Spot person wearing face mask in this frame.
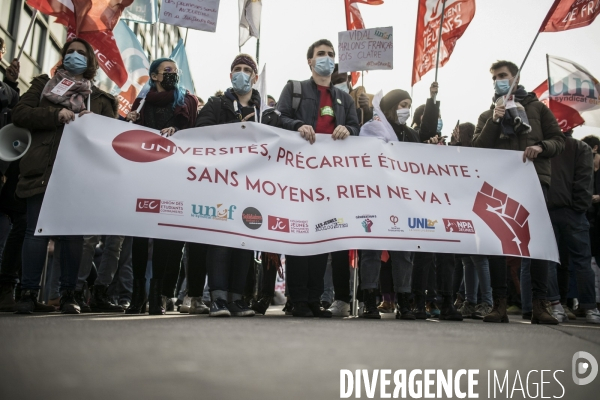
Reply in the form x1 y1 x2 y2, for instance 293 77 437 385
195 54 279 318
11 38 117 314
411 82 444 144
125 58 199 315
276 39 359 318
331 64 373 126
474 60 564 325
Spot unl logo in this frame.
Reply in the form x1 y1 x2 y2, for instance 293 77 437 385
112 130 176 163
473 182 531 257
268 216 290 233
443 219 475 234
136 198 161 213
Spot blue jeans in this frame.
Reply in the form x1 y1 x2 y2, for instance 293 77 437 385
462 255 493 305
547 208 596 309
21 194 83 291
108 236 133 301
361 250 413 293
206 245 252 299
76 235 125 290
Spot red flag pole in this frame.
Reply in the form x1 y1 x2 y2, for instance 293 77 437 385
17 10 38 61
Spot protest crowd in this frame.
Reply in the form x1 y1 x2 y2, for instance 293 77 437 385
2 10 600 327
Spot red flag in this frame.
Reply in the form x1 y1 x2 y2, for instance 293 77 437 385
539 0 600 32
344 0 384 86
72 0 134 34
412 0 476 86
27 0 128 87
533 81 585 132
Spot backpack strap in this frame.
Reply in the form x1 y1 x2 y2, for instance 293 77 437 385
288 80 302 115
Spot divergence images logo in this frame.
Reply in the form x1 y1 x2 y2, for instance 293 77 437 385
572 351 598 385
113 130 176 163
473 182 531 257
408 218 437 232
443 219 476 234
315 218 348 232
389 215 403 233
356 214 376 233
268 216 309 234
136 199 183 216
242 207 262 230
191 204 236 221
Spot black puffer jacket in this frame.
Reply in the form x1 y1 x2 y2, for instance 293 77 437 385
196 88 280 127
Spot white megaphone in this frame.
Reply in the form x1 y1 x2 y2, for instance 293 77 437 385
0 123 32 162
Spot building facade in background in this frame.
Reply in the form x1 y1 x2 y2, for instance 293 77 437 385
0 0 182 89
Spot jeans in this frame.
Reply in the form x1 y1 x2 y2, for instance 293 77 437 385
462 255 493 305
521 258 532 313
77 235 125 289
361 250 412 293
286 253 328 303
206 245 252 299
547 208 596 309
0 212 26 285
107 236 133 301
491 255 548 301
413 252 454 296
46 241 61 300
321 254 334 304
21 194 83 291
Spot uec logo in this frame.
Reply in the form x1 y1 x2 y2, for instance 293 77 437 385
112 130 176 163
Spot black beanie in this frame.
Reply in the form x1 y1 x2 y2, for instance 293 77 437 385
380 89 411 115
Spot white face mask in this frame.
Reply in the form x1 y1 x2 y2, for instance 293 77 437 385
397 108 411 125
334 82 350 93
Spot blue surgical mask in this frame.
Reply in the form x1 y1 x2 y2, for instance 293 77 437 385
437 118 443 133
63 52 88 75
314 56 335 77
232 71 252 95
494 79 510 95
334 82 350 93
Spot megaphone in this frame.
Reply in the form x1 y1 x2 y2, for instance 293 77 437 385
0 123 31 161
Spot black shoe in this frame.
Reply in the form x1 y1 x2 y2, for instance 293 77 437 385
118 299 131 309
14 289 37 314
439 295 463 321
292 301 313 317
229 299 255 317
308 301 332 318
165 298 175 312
74 290 92 313
522 311 532 320
209 298 231 317
0 283 16 312
283 300 294 315
362 289 381 319
60 290 81 314
90 285 124 313
251 295 273 315
148 279 165 315
321 300 332 311
413 293 428 319
396 293 416 320
126 278 147 314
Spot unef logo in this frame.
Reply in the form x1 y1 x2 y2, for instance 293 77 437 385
191 204 236 221
268 216 290 233
137 198 160 213
112 130 177 163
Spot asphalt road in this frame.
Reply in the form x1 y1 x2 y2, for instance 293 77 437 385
1 307 599 400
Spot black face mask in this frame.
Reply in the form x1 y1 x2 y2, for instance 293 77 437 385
161 72 179 91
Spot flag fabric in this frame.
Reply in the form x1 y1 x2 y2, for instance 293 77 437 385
170 39 196 95
253 64 268 113
411 0 476 86
120 0 157 24
72 0 134 34
540 0 600 32
534 54 600 131
27 0 128 87
343 0 384 86
96 21 150 118
239 0 262 47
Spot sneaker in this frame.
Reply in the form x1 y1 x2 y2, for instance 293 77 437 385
321 300 332 311
586 308 600 324
209 298 231 317
506 305 522 315
179 296 191 313
0 283 16 312
377 301 395 313
551 303 568 323
189 297 210 315
574 307 586 318
328 300 350 317
563 305 577 320
454 293 464 309
292 301 313 317
228 299 255 317
283 300 294 315
459 300 476 318
473 303 492 319
426 302 440 319
308 301 332 318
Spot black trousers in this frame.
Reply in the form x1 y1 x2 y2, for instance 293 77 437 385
286 253 328 303
412 252 455 296
186 242 209 298
132 237 149 280
331 250 352 303
489 255 548 300
152 239 184 297
0 212 26 285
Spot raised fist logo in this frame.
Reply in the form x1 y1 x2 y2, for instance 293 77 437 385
473 182 531 257
362 219 373 233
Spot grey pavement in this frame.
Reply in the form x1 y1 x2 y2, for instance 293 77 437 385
1 306 599 400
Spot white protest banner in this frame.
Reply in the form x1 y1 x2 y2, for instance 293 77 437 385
37 115 558 262
159 0 220 32
338 27 393 74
